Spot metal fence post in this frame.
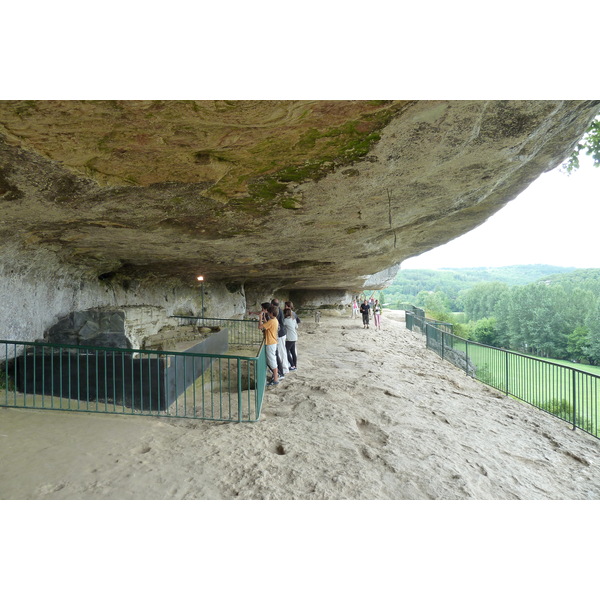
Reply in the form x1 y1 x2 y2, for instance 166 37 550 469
572 369 577 431
441 330 445 361
505 351 509 396
237 358 243 423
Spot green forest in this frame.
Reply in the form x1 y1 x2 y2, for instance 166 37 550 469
385 265 600 365
384 264 575 310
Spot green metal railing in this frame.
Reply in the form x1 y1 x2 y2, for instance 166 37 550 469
402 305 425 320
405 310 454 335
1 338 267 423
171 315 263 346
406 315 600 439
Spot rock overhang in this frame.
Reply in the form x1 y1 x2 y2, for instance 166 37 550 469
0 99 598 293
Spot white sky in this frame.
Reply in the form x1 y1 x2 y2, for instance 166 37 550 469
401 153 600 270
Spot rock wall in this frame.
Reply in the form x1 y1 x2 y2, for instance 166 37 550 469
0 241 352 346
0 242 247 347
286 289 353 310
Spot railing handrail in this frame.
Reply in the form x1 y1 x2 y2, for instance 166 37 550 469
405 310 454 333
421 326 600 380
426 319 454 328
406 306 598 377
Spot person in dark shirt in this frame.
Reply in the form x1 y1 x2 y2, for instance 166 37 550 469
360 299 370 329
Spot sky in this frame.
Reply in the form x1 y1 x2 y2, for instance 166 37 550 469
401 153 600 270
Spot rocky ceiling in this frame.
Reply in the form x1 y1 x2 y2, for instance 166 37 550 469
0 100 598 291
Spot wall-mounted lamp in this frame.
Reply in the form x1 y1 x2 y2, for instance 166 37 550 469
197 275 205 316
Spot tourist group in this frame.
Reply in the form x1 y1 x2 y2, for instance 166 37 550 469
257 299 300 387
351 296 382 330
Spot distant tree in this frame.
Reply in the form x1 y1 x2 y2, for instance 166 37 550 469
490 281 593 358
394 266 600 360
461 282 510 321
471 317 499 346
421 291 451 321
415 290 431 309
566 326 591 363
585 299 600 365
492 291 512 349
562 118 600 174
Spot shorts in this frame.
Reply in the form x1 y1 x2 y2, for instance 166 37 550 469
266 343 278 369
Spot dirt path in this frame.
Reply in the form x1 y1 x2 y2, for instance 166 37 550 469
1 311 600 499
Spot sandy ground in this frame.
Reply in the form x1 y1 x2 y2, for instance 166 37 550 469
2 310 600 500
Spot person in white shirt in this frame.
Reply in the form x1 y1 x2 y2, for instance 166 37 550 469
351 297 359 319
373 298 382 330
283 308 298 370
271 298 290 375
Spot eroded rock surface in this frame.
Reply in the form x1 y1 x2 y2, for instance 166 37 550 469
1 100 597 293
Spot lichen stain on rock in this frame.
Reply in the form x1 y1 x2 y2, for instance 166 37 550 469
0 100 408 192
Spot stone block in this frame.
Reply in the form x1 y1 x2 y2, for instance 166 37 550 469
46 309 131 348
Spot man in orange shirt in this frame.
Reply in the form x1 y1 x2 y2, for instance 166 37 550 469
258 304 280 386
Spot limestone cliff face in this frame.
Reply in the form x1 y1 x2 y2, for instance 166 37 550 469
0 100 598 342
